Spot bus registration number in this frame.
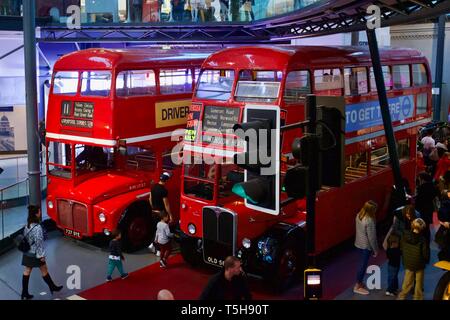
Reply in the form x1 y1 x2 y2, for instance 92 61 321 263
64 228 82 239
206 256 224 267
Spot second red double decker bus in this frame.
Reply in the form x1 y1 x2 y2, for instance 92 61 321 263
46 48 206 251
178 45 432 288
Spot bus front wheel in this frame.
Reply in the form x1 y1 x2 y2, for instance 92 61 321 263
180 238 203 267
270 240 303 293
121 209 154 253
433 271 450 300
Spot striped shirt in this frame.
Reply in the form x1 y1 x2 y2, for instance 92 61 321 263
354 215 378 253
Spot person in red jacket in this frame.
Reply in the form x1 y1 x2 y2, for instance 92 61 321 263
434 151 450 181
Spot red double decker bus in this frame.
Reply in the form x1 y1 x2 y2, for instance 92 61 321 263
178 45 432 288
46 48 206 251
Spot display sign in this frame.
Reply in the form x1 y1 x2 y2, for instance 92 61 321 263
155 99 191 128
202 106 240 134
60 118 93 128
345 95 414 132
184 103 202 142
74 102 94 119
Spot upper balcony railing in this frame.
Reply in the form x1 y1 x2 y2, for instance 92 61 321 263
0 0 322 25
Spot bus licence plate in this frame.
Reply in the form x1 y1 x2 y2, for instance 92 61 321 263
64 228 82 239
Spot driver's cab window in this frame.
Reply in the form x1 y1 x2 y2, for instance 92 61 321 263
218 163 244 199
75 144 112 174
126 147 156 171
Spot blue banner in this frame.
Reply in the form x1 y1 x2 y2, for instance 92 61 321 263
345 95 414 132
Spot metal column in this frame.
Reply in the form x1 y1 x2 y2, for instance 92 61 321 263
433 15 446 121
366 29 405 201
23 0 42 207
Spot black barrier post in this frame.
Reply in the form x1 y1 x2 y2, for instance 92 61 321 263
305 95 318 266
433 15 446 121
366 29 405 203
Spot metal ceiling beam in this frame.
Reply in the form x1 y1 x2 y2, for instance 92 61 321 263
36 0 449 44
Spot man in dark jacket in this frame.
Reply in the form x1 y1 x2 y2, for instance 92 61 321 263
199 256 252 300
437 192 450 261
415 172 439 243
397 218 430 300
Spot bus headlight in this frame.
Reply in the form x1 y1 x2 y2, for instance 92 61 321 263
48 201 54 209
181 203 187 210
188 223 196 235
242 238 251 249
98 212 106 223
103 229 111 236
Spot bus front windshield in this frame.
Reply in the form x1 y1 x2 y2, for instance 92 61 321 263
183 157 244 202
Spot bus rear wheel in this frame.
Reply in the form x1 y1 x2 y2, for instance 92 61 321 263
433 271 450 300
121 211 154 253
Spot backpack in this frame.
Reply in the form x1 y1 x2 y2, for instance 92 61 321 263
14 224 38 253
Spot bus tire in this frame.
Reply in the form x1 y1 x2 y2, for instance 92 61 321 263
433 271 450 300
270 239 303 293
120 202 154 253
180 238 203 267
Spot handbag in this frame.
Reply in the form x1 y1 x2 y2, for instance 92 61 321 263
435 225 449 248
14 224 38 253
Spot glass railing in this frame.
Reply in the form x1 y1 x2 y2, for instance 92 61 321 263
0 150 48 241
0 0 322 24
0 152 46 190
0 175 48 240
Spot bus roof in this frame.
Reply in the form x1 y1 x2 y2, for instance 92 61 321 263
202 45 426 71
54 48 209 71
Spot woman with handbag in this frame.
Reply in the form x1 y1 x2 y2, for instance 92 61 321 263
21 205 63 300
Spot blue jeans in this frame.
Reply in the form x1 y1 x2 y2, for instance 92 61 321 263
107 259 125 277
356 249 372 284
387 265 400 293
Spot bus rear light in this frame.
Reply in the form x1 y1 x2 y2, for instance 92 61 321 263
188 223 196 235
48 201 54 209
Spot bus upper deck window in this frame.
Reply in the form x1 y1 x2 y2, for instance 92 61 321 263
160 68 193 95
314 69 343 96
116 70 156 96
392 65 411 89
196 69 235 101
81 71 112 97
412 64 428 87
53 71 79 95
344 67 368 96
284 70 311 103
370 66 392 92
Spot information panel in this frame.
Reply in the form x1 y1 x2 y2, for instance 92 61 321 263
202 106 240 134
74 102 94 119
